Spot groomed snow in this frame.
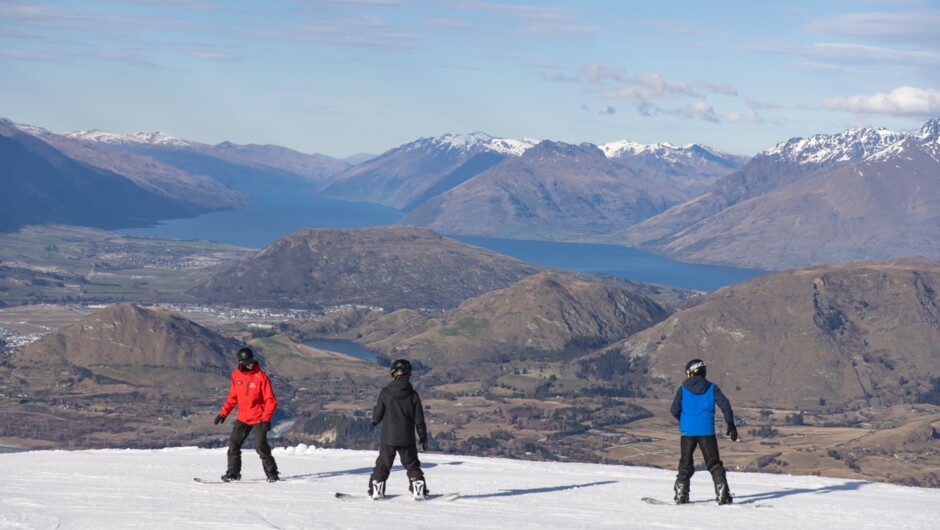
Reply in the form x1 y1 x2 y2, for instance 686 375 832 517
2 445 939 529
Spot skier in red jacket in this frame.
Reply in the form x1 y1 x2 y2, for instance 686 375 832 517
214 347 279 482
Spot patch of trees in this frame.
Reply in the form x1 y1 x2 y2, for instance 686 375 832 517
299 412 380 448
577 350 642 381
917 377 940 406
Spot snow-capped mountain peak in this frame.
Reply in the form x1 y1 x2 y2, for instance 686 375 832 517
65 129 194 147
405 132 539 156
916 118 940 143
762 127 908 166
600 140 733 163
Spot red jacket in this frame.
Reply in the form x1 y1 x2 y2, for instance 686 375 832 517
219 363 277 425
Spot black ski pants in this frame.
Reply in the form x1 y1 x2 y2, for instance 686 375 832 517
369 443 424 490
227 420 278 477
676 434 728 488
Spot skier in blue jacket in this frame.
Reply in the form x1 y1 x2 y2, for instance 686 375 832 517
670 359 737 505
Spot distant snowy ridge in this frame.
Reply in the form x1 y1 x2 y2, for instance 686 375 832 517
761 118 940 166
599 140 734 161
65 129 195 147
400 132 540 156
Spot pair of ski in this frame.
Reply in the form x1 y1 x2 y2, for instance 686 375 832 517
334 492 460 502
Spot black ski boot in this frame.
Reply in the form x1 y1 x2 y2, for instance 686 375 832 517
674 480 689 504
266 472 279 483
715 481 733 505
220 471 241 482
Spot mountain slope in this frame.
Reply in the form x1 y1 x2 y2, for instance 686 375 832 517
584 258 940 409
401 141 686 239
623 119 940 269
320 132 537 210
346 272 672 365
0 123 211 232
624 120 940 269
601 141 748 195
13 123 248 211
1 447 938 529
623 126 910 250
187 226 544 310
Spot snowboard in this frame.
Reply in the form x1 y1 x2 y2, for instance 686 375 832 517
194 477 286 485
334 492 459 502
642 497 770 508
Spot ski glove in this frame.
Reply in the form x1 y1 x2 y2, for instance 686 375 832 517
214 414 226 425
421 438 429 451
726 423 738 442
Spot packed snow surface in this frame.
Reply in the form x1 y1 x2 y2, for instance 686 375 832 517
2 445 939 529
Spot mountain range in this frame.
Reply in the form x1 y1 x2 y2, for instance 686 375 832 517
320 132 746 239
7 115 940 272
621 119 940 269
0 118 350 232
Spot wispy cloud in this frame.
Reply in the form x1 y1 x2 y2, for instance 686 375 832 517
698 81 738 97
805 10 940 45
258 15 423 50
93 49 165 69
645 18 730 38
580 63 625 84
597 73 703 101
748 41 940 66
636 101 718 123
456 1 596 39
823 86 940 117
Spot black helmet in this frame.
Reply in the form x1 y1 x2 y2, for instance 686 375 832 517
237 347 255 367
685 359 706 378
390 359 412 379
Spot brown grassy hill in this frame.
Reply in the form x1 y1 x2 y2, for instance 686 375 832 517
18 303 239 370
348 272 672 365
583 258 940 409
188 226 543 310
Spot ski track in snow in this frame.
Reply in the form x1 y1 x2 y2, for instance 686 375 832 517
1 445 939 529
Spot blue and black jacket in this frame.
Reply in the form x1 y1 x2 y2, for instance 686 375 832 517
670 375 734 436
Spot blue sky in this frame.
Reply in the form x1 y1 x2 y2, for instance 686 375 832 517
2 1 939 158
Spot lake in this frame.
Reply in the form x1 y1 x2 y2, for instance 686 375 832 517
122 187 403 250
120 188 766 291
304 338 382 362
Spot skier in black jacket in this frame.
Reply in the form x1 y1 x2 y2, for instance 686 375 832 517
368 359 429 500
670 359 737 505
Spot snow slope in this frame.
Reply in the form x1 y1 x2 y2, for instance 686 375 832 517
2 445 938 529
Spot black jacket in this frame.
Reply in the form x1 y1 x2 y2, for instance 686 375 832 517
372 377 428 446
670 375 735 426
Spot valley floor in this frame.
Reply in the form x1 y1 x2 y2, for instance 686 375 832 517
2 446 939 529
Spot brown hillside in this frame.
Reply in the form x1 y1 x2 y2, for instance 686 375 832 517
188 226 543 310
18 303 238 370
588 259 940 409
350 272 672 365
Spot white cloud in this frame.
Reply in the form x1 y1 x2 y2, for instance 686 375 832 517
674 101 718 122
698 81 739 96
596 72 703 101
581 63 624 84
823 86 940 117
